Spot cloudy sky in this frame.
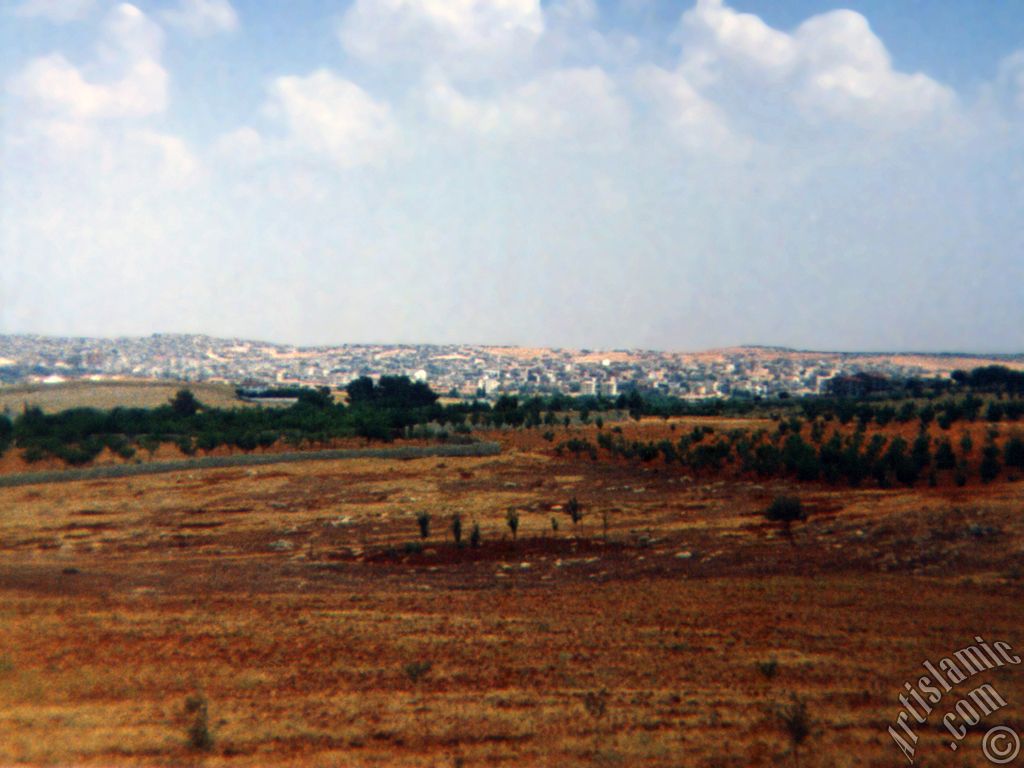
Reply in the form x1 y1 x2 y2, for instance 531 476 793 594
2 0 1022 352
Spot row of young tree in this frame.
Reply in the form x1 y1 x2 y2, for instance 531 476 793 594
567 422 1024 488
461 390 1024 433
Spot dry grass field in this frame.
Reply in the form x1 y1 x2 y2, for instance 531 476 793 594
0 381 246 415
1 417 1023 766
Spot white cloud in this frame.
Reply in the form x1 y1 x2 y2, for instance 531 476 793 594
6 3 198 189
680 0 796 83
213 126 264 164
339 0 544 76
261 69 398 169
995 51 1024 113
11 0 95 23
635 65 747 158
160 0 238 37
8 3 167 119
676 0 954 130
791 11 954 124
425 67 628 146
11 118 200 188
128 129 201 186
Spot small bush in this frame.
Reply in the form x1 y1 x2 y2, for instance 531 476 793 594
765 496 805 524
764 496 806 542
776 696 811 765
416 511 430 539
403 541 424 555
582 689 609 721
566 496 583 526
506 508 520 541
404 660 432 683
757 658 779 680
451 513 463 546
184 694 213 751
470 522 481 547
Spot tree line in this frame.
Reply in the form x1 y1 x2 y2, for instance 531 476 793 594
569 419 1024 488
0 365 1021 467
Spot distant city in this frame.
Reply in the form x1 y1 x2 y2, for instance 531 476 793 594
1 334 1021 400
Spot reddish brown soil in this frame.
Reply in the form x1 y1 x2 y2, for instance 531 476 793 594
0 423 1022 766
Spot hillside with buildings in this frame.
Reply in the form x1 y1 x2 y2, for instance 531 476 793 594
1 334 1020 399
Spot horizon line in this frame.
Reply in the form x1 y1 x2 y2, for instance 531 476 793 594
1 331 1022 360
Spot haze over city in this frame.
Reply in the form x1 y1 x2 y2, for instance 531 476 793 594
3 0 1023 352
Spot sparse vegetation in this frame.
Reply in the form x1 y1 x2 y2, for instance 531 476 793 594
757 658 779 680
776 696 811 766
582 688 609 721
0 366 1022 767
566 496 583 528
404 661 432 683
451 512 463 547
506 508 519 541
184 694 213 751
765 496 806 541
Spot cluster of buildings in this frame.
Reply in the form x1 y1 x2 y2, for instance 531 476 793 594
0 333 1013 400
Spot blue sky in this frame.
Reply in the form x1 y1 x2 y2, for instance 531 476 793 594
2 0 1023 352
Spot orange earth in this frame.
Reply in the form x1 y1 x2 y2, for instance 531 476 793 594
0 418 1022 767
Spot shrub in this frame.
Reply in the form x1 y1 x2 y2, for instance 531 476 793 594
582 689 609 721
404 660 432 683
765 496 805 524
470 522 481 548
451 513 462 546
506 508 519 541
776 696 811 765
566 496 583 526
184 694 213 751
757 658 779 680
765 496 806 541
416 511 430 540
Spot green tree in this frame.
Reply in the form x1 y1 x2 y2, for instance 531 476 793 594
935 438 956 470
1005 435 1024 470
980 442 1001 482
170 389 201 417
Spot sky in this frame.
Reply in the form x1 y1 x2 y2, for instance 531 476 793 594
1 0 1023 353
